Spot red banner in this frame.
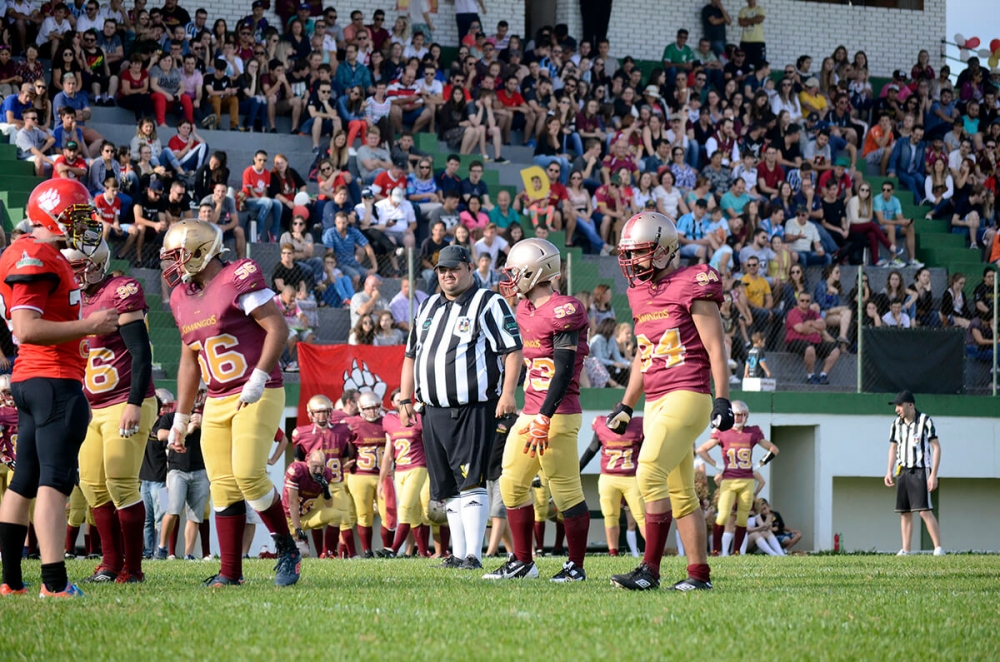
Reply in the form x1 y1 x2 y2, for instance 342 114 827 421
297 344 405 422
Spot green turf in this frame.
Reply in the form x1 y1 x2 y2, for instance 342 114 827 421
1 555 998 659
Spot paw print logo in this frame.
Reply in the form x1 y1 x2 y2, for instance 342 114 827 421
343 359 387 402
37 188 61 212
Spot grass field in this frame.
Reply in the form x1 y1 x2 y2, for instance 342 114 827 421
1 554 997 661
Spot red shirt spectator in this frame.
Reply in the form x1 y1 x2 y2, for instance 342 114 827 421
94 193 121 223
602 153 638 179
497 88 526 108
243 162 272 197
785 305 822 343
817 168 853 199
372 169 406 196
756 161 785 192
52 153 87 180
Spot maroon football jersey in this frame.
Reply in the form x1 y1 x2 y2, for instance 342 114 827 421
291 422 352 483
170 258 282 398
282 461 335 517
592 415 644 476
627 264 723 400
82 275 156 408
346 415 386 475
0 406 17 462
711 425 764 480
382 411 426 470
518 294 589 416
329 409 352 424
0 236 86 383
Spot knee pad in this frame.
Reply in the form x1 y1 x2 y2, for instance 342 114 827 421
669 486 699 519
106 477 141 510
498 474 529 510
209 481 244 511
547 476 585 513
636 463 668 502
78 478 111 509
235 470 274 505
216 501 247 517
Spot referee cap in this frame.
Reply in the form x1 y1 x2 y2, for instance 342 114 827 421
436 245 472 268
890 390 915 405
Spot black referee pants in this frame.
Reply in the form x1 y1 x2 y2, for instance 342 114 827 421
422 402 496 502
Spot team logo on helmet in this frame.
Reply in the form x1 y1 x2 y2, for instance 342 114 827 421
37 188 61 213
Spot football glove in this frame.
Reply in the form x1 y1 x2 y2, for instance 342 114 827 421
295 527 307 542
313 472 329 489
1 454 14 472
711 397 734 431
238 368 270 407
519 414 551 458
168 413 191 452
531 476 543 489
606 402 633 435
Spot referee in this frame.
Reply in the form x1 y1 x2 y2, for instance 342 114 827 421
884 390 944 556
398 245 523 570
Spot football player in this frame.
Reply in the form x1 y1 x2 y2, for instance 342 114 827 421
0 178 119 598
291 395 355 557
580 416 646 557
0 375 17 501
608 211 734 592
330 389 361 423
346 391 390 558
379 390 431 558
283 450 346 549
161 219 300 588
696 400 778 556
61 239 158 583
486 238 591 582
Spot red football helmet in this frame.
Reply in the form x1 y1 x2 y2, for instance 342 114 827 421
26 179 102 252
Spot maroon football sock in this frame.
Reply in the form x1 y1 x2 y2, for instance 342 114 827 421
255 493 290 536
199 520 211 557
216 513 246 581
90 522 103 555
391 523 411 554
380 525 392 550
553 520 566 553
340 529 356 557
414 525 430 557
533 520 545 552
65 526 80 555
91 502 123 573
117 501 145 577
506 504 535 564
712 524 724 555
311 529 324 556
641 510 673 579
562 511 590 568
358 525 373 552
609 548 619 556
169 526 178 557
732 526 747 555
84 532 92 556
325 527 339 556
439 526 450 555
687 563 711 583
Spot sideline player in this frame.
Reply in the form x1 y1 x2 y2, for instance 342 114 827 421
283 450 344 549
607 211 734 592
380 390 431 558
696 400 778 556
0 179 119 598
580 416 646 557
290 395 355 557
0 375 17 501
486 238 591 582
161 219 301 587
346 391 390 558
62 239 158 583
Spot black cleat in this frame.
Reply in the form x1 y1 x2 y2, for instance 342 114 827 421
669 577 713 591
362 550 375 559
81 567 119 583
550 560 586 582
482 553 539 580
433 555 463 569
459 554 482 570
376 549 396 559
610 563 660 591
203 574 244 587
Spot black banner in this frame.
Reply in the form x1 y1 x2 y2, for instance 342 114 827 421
861 328 965 394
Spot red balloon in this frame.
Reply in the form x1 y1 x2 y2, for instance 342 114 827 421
991 39 1000 53
965 36 981 49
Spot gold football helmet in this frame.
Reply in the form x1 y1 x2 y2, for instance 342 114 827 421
61 239 111 288
0 374 13 407
307 394 334 427
499 237 562 298
617 211 679 286
160 220 226 287
358 391 382 422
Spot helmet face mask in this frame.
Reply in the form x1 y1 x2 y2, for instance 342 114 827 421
732 400 749 428
307 394 334 427
358 391 381 422
27 180 100 252
61 240 110 288
617 212 679 287
498 238 561 299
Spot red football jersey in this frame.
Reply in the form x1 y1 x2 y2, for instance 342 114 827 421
291 422 352 483
0 406 17 463
346 415 386 475
382 411 426 470
518 294 589 416
170 258 282 398
281 461 335 517
711 425 764 480
329 409 352 424
82 276 156 408
592 415 644 476
94 193 121 224
627 263 724 400
0 236 86 383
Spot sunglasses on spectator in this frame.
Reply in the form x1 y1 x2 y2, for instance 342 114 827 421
254 49 265 55
293 221 305 226
860 187 870 192
419 164 430 169
747 262 759 268
882 187 893 192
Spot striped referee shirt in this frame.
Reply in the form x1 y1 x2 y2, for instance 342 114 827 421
889 411 938 470
405 285 522 408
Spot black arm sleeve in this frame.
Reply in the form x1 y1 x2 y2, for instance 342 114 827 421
120 319 153 407
539 347 577 419
579 434 601 472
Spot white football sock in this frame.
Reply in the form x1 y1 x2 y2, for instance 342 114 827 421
740 531 749 555
770 535 787 555
675 530 685 557
445 497 465 558
721 531 734 556
460 488 488 561
626 529 639 557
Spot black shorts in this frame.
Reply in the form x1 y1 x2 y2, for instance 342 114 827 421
787 339 838 360
422 402 496 501
488 414 517 482
9 378 91 498
895 467 932 512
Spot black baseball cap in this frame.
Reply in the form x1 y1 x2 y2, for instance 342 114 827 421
436 245 472 268
890 390 915 405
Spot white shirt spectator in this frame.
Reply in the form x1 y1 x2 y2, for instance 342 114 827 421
403 44 429 60
783 217 820 252
374 197 416 236
76 13 103 34
473 235 509 266
416 77 442 96
881 310 912 328
653 185 684 219
947 148 967 173
665 128 690 151
36 14 71 46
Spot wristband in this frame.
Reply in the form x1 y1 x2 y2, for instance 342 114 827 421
399 398 412 405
